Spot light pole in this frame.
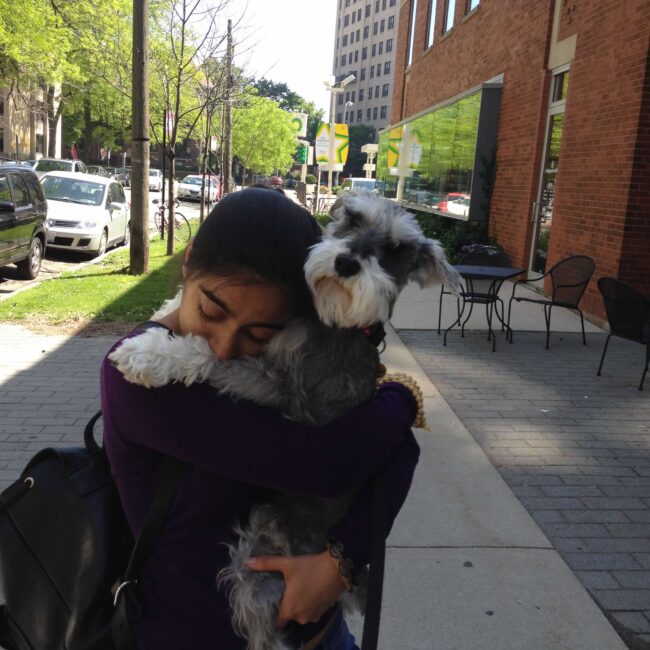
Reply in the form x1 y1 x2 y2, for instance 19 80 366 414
324 74 355 194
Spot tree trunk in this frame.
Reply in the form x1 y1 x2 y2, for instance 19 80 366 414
47 86 58 158
166 152 176 256
130 0 150 275
83 97 93 163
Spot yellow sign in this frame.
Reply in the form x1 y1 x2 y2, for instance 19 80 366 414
315 122 349 165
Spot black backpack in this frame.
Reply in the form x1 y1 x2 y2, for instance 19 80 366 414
0 411 183 650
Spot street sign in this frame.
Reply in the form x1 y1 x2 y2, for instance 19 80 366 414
315 122 350 164
296 146 309 164
290 113 308 137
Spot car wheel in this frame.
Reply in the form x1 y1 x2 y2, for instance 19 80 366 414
122 221 130 246
16 237 43 280
95 231 108 258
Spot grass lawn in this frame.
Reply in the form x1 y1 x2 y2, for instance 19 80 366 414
0 235 187 335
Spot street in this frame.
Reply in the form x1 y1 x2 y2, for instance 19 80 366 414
0 189 204 298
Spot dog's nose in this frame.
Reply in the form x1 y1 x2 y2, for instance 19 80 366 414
334 254 361 278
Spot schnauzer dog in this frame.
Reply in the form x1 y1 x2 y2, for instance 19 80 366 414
109 191 461 650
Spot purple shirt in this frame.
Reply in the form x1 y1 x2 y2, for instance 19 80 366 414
101 325 420 649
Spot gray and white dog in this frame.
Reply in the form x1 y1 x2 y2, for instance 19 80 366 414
110 192 461 650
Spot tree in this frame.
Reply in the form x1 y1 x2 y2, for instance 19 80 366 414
232 94 296 184
344 124 375 178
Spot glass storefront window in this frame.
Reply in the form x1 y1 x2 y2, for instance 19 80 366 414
377 90 480 217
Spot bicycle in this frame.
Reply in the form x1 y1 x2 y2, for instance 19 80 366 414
152 198 192 243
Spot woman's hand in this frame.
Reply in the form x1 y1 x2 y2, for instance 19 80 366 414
245 551 347 628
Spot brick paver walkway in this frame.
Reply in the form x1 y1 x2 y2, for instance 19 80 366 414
399 328 650 648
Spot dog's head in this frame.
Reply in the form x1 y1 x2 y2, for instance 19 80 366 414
304 191 462 328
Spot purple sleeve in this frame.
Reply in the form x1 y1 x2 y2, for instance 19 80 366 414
328 429 420 569
101 354 416 498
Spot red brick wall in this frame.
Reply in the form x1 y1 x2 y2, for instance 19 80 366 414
547 0 649 315
392 0 650 319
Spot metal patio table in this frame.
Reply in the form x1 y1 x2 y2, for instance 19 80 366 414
443 264 525 352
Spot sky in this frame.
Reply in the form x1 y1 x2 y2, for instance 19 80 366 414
224 0 338 114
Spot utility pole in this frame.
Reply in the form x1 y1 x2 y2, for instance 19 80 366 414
223 18 233 194
130 0 150 275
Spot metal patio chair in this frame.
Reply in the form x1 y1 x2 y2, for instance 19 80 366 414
597 277 650 391
437 246 512 335
506 255 595 349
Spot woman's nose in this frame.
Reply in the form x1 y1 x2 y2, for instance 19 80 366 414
209 334 237 361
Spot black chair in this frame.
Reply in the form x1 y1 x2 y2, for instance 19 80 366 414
597 277 650 391
507 255 595 349
437 247 512 337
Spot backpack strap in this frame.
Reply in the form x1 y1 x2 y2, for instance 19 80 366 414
360 474 386 650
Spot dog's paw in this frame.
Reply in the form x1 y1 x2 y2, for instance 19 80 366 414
108 330 175 387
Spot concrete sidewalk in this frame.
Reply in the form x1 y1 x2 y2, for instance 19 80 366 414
0 276 645 648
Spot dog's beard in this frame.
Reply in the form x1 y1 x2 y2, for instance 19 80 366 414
306 239 397 328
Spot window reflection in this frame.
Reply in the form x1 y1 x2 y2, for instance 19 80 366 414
377 90 481 218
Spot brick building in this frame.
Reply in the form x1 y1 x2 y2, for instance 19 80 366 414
380 0 649 319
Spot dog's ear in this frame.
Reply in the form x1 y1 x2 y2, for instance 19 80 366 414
411 239 463 295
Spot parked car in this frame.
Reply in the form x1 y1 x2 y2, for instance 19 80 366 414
177 175 219 203
33 158 87 179
149 169 163 192
114 167 131 187
0 163 47 279
40 172 130 257
437 192 471 215
284 178 297 189
341 177 378 193
86 165 111 177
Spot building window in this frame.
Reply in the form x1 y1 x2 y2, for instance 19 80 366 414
0 99 3 116
364 25 369 38
382 83 389 96
386 37 393 52
372 43 377 56
343 34 348 46
350 32 355 43
426 0 436 47
338 94 345 105
359 88 365 100
367 108 372 120
382 0 387 8
356 28 360 39
351 90 356 102
375 0 379 9
384 60 391 74
355 50 359 62
375 84 380 96
552 70 570 102
370 66 375 78
467 0 479 11
344 14 350 26
336 37 339 49
369 86 373 99
407 0 418 65
390 0 396 5
444 0 455 32
341 54 347 65
345 91 350 102
357 8 362 18
349 111 354 123
373 107 378 119
379 41 384 54
380 106 387 118
352 11 356 23
388 15 395 28
361 67 366 79
373 21 378 34
346 0 350 5
357 109 363 122
365 3 371 16
362 47 367 59
337 112 343 122
380 18 385 31
376 63 382 76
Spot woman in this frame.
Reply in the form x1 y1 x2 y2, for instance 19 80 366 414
101 189 420 649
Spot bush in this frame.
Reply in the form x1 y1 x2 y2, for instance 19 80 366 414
314 212 331 229
412 212 499 264
319 185 328 194
332 185 342 195
305 174 317 184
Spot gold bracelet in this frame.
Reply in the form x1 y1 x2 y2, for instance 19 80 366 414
376 372 428 431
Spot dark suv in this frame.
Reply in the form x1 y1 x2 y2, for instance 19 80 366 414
0 164 47 279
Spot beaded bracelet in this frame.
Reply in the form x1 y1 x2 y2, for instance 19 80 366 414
327 539 355 593
376 371 428 430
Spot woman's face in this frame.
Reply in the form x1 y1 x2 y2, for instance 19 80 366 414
178 274 295 360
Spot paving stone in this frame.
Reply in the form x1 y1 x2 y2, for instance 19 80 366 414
575 570 620 590
560 553 642 571
609 611 650 634
612 572 650 589
561 510 630 524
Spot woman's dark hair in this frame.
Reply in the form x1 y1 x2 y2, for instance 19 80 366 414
186 188 322 314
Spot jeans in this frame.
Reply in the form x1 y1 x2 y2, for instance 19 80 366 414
314 607 360 650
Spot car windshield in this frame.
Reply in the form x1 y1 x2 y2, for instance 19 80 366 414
182 177 203 186
150 170 161 177
41 176 105 206
35 160 73 173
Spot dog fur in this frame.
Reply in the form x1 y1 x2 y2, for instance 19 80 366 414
109 192 461 649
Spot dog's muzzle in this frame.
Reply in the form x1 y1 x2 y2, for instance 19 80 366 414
334 254 361 278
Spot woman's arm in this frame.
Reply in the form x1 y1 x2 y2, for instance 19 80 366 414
101 354 416 498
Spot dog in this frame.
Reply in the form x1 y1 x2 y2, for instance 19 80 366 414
109 192 462 650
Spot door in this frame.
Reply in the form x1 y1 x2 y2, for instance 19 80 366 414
0 174 17 264
7 172 34 262
529 69 569 275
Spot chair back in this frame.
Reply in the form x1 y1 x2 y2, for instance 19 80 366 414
598 277 649 342
461 249 512 267
549 255 595 306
